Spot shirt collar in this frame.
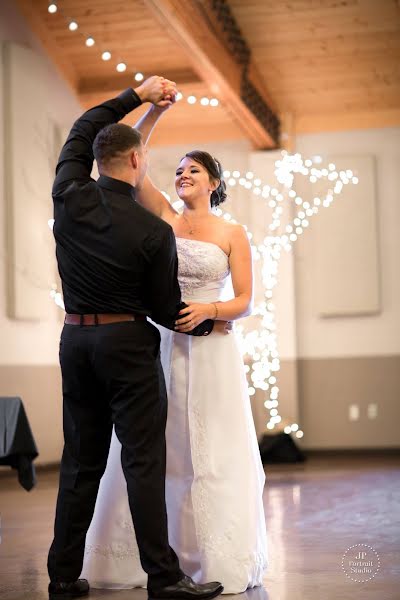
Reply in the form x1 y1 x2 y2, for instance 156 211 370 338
97 175 136 200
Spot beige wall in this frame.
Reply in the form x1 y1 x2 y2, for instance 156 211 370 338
253 356 400 448
0 1 81 464
298 355 400 448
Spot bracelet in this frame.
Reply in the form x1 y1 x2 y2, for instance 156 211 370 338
212 302 218 319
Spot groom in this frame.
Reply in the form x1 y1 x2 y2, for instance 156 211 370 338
48 76 222 600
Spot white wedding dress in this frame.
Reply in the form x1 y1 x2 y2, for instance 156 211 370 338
81 237 268 593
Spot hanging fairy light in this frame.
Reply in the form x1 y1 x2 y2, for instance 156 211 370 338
50 284 65 309
219 152 358 435
47 3 220 108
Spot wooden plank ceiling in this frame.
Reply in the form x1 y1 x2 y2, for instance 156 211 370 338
229 0 400 134
16 0 400 146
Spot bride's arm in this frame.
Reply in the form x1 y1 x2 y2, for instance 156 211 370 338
134 102 164 145
216 224 253 319
175 224 253 332
134 105 177 221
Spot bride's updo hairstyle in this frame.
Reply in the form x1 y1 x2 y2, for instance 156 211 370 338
184 150 227 208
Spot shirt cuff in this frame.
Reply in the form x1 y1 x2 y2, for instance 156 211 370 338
190 319 215 337
117 88 143 113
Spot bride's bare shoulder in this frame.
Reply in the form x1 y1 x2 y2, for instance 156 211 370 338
211 216 248 256
214 215 247 236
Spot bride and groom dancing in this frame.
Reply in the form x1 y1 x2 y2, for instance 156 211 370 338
48 75 267 600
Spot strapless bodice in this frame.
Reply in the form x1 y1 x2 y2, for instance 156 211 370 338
176 237 230 303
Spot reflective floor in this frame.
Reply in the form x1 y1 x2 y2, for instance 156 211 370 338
1 454 399 600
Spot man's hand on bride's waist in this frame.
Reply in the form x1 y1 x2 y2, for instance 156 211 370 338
175 302 232 334
175 302 213 333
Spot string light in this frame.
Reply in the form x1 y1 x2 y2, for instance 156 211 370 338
47 5 220 108
50 285 65 309
219 152 358 436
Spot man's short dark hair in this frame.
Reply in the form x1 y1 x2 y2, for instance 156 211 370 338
93 124 142 170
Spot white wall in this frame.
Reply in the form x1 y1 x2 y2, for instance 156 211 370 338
295 127 400 359
0 1 82 367
0 0 82 463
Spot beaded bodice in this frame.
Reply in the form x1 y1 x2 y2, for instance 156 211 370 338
176 237 230 302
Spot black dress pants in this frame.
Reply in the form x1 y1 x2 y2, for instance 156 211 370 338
47 320 183 590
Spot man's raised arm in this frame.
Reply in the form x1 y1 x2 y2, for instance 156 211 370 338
52 76 175 195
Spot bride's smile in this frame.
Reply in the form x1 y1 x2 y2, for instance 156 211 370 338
175 157 217 201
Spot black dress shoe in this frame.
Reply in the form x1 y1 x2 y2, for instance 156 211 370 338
48 578 89 599
148 575 223 600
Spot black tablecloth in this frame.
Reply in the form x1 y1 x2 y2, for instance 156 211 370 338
0 396 38 490
259 432 306 464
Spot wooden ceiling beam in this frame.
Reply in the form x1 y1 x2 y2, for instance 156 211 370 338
143 0 279 149
78 69 201 96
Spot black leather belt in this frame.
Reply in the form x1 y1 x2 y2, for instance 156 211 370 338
64 313 146 326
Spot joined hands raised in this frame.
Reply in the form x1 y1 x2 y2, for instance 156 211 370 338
134 75 178 109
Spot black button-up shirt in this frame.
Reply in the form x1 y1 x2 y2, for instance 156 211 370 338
52 88 213 335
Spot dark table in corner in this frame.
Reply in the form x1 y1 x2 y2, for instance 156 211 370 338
0 396 38 491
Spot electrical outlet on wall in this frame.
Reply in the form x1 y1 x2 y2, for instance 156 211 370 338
349 404 360 421
367 403 378 419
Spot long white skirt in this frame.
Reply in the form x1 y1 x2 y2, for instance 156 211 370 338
81 326 268 593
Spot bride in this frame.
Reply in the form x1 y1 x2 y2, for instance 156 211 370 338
81 97 268 593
